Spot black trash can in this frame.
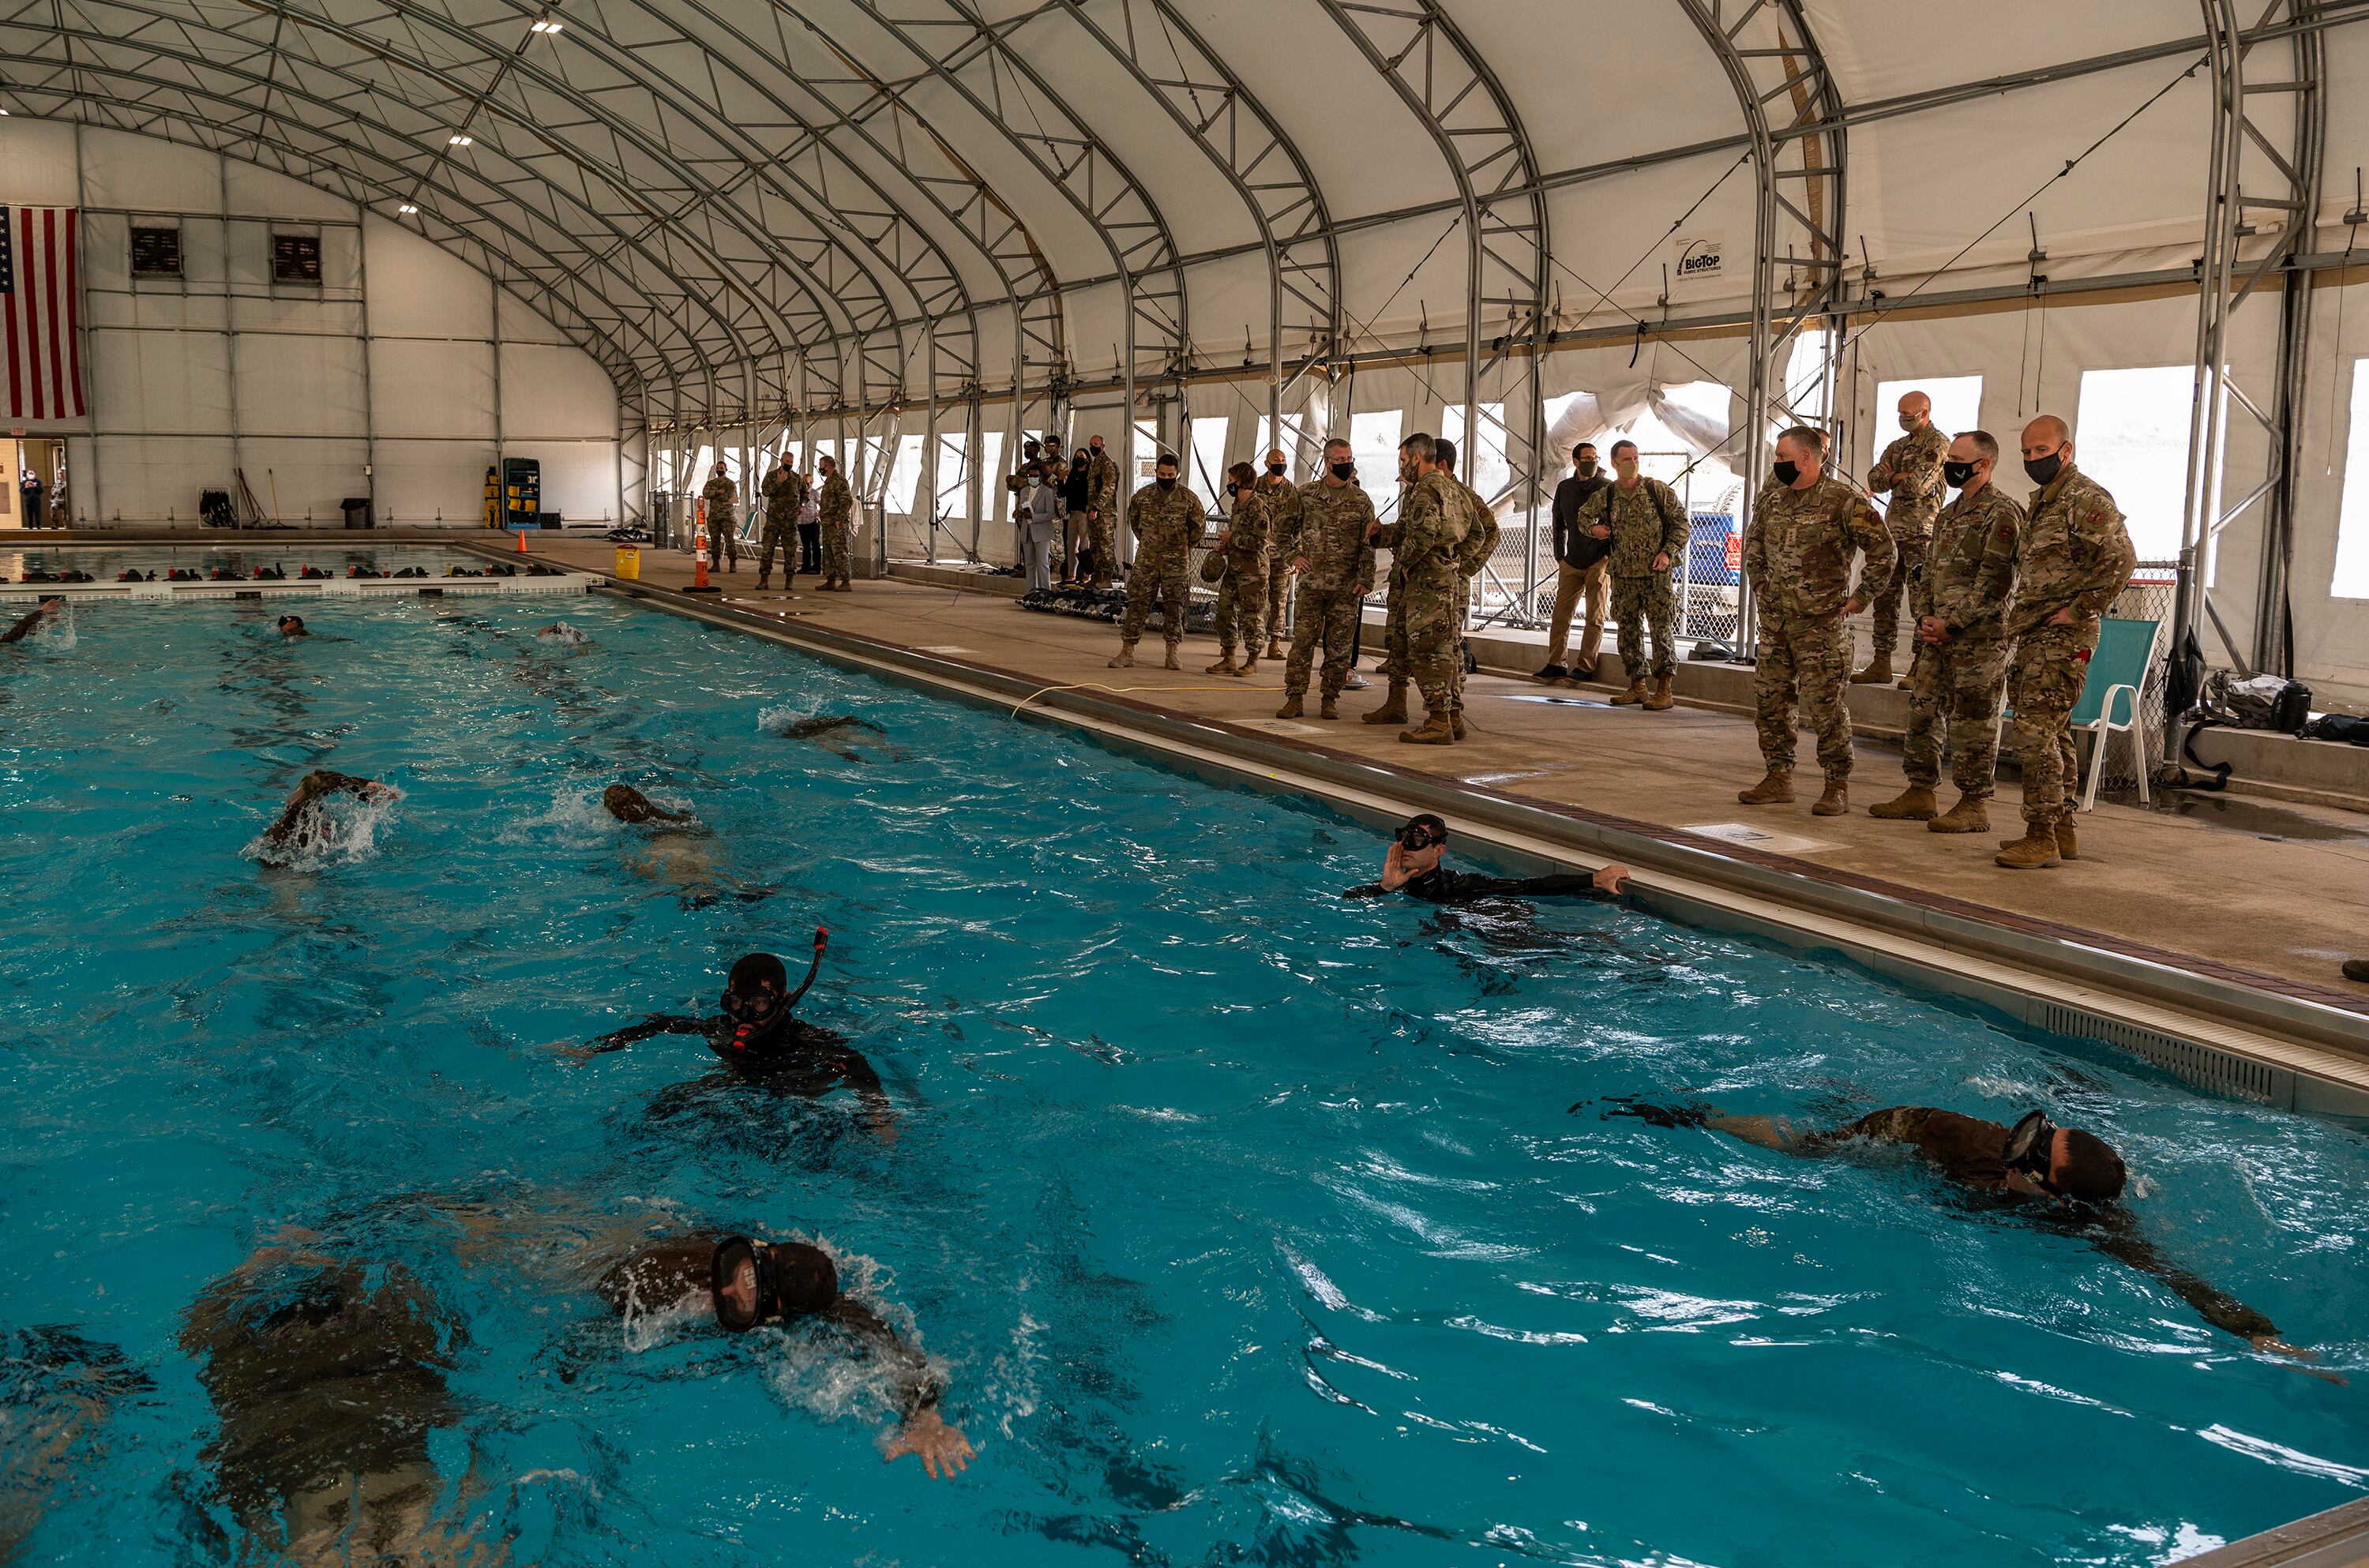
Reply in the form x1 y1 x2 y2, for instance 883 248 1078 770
340 497 374 530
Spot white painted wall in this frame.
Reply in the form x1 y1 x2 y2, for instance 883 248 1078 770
0 118 620 527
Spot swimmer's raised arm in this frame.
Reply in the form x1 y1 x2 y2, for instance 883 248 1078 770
261 770 389 847
2 596 65 643
828 1296 971 1478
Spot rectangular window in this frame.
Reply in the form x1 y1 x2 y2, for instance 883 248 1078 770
2073 366 2196 562
1254 415 1312 472
936 433 969 518
130 224 182 279
1442 401 1508 504
977 433 1004 520
271 231 322 285
1133 419 1161 488
2331 358 2369 598
887 434 924 516
1188 416 1230 512
1349 409 1402 519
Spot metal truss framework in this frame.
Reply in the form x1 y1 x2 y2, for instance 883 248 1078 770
1316 0 1550 613
0 0 2359 669
1673 0 1849 653
2172 0 2326 741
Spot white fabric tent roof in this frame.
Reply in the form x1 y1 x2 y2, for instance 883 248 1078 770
3 0 2359 410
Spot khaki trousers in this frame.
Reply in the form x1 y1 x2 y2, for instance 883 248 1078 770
1545 558 1609 668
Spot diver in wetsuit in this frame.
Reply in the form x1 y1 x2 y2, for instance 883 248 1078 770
603 784 688 825
1602 1099 2319 1363
571 939 895 1132
1343 813 1631 903
179 1237 486 1562
276 615 309 638
602 784 768 906
595 1233 972 1478
2 596 65 643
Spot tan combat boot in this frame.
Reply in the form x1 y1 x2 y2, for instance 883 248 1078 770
1205 655 1237 676
1399 711 1455 746
1609 679 1649 706
1318 692 1339 719
1737 771 1795 805
1107 643 1136 669
1263 638 1286 662
1449 711 1468 741
1163 647 1183 671
1643 676 1675 711
1995 829 2063 869
1868 786 1939 821
1811 776 1849 816
1233 658 1258 679
1361 679 1410 725
1275 692 1305 718
2055 817 2080 861
1849 655 1892 685
756 574 770 591
1927 793 1991 833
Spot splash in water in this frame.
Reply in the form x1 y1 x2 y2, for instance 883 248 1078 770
245 782 404 868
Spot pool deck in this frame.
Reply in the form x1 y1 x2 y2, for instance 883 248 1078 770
492 538 2369 1028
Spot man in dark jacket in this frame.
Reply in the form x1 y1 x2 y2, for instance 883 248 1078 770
1537 444 1613 683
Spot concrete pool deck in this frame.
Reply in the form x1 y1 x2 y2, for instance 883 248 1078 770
488 537 2369 1022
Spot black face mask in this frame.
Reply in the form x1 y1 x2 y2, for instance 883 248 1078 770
1267 462 1286 476
1771 460 1800 486
1942 460 1979 488
1330 462 1355 481
2024 448 2065 486
1576 460 1598 478
1225 485 1238 499
1156 475 1177 490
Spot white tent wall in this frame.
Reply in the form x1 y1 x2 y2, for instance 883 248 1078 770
2287 272 2369 703
0 119 621 528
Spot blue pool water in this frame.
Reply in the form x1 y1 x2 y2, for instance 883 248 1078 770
1 541 488 581
2 585 2364 1567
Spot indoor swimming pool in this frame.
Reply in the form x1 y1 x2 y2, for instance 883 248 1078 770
2 589 2363 1567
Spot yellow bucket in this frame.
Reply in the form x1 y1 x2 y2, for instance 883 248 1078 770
613 544 642 581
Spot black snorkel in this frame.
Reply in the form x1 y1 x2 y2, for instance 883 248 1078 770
719 930 828 1052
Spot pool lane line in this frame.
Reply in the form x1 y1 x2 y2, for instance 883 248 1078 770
488 548 2369 1117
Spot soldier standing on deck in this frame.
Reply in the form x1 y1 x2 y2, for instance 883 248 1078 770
1108 452 1206 671
1085 436 1121 590
1435 439 1497 741
1859 390 1950 688
1868 430 2023 834
757 457 803 591
1207 461 1272 678
702 463 741 575
1995 415 2136 871
1276 438 1377 721
1256 448 1302 662
1370 433 1473 747
1572 439 1688 713
816 456 854 592
1738 426 1896 816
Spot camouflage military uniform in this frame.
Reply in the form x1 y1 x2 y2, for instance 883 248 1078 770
1374 471 1472 718
1086 449 1121 587
1256 472 1302 647
701 473 740 570
1447 473 1497 714
2004 463 2135 829
1575 476 1688 682
1742 475 1896 779
1902 484 2023 796
1213 488 1271 658
1282 480 1377 699
757 467 803 583
817 471 854 585
1867 422 1950 662
1117 482 1206 654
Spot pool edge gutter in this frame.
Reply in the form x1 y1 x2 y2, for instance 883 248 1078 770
2181 1497 2369 1566
576 568 2369 1116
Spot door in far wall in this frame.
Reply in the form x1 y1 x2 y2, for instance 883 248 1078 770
0 439 66 529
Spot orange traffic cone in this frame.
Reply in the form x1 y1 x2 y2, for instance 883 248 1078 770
687 521 718 594
515 523 527 553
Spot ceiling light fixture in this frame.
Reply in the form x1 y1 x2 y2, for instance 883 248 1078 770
398 203 418 214
449 133 472 146
530 18 562 32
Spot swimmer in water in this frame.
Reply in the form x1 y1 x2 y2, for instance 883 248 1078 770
602 785 769 906
276 614 309 638
1601 1098 2323 1367
179 1233 490 1562
567 940 895 1136
2 596 65 644
2 1327 153 1559
1343 814 1631 903
536 622 591 645
772 713 899 763
596 1233 973 1478
260 769 396 856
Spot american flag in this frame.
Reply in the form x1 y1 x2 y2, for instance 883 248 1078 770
0 208 85 421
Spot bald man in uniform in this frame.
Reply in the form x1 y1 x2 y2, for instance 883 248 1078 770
1859 390 1950 688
